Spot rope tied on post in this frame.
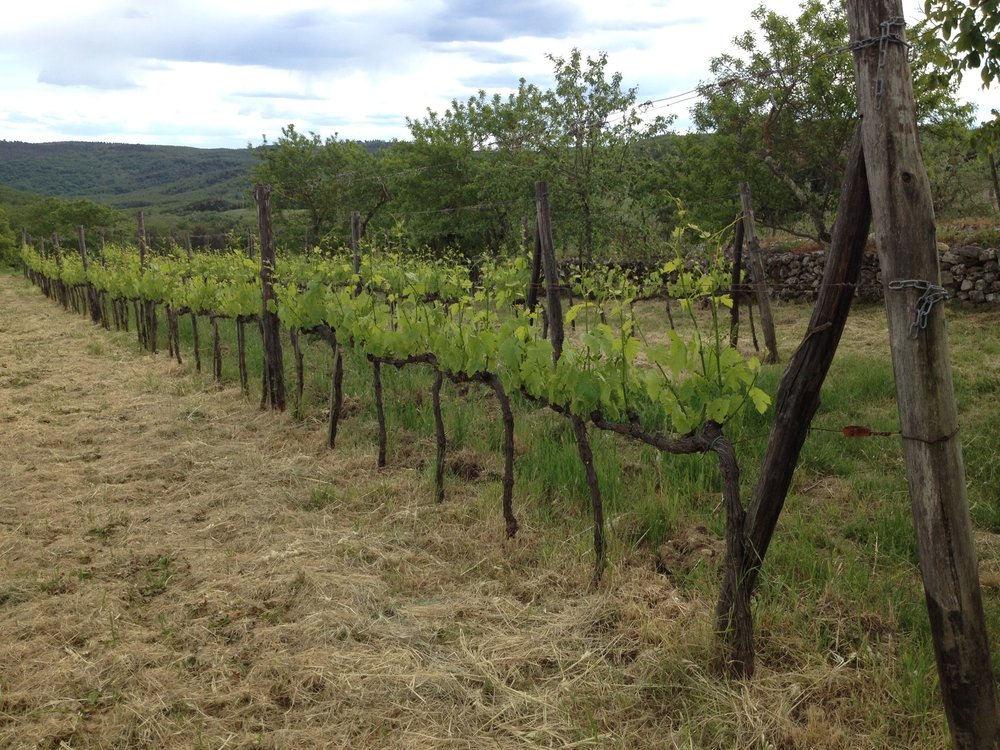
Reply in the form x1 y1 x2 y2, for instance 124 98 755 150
888 278 950 338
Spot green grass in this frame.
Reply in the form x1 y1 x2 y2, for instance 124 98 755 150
109 294 1000 573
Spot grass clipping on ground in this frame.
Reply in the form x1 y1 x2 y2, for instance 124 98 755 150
0 275 945 749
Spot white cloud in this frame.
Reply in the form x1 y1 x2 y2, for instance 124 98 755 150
0 0 998 148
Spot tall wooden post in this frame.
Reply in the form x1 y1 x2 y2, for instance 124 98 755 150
535 180 606 587
848 2 999 746
350 210 362 273
535 181 563 361
524 219 543 313
717 123 872 628
136 211 156 352
137 211 147 269
77 226 102 323
254 185 286 411
989 153 1000 215
738 183 779 363
729 216 745 347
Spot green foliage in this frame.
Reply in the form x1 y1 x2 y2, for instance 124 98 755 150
21 227 769 439
920 0 1000 88
398 49 674 259
920 0 1000 175
688 1 974 241
8 195 125 243
922 126 996 217
0 140 255 214
0 210 17 267
250 125 390 249
541 50 674 261
691 1 858 241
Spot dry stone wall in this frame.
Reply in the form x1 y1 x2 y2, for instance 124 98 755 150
756 245 1000 304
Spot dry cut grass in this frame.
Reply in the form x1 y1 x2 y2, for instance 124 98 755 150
0 274 951 749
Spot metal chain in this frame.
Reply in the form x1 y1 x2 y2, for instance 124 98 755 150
841 16 908 110
888 279 950 339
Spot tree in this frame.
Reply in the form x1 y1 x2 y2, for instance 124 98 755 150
251 125 388 250
11 196 122 244
56 199 121 236
396 82 546 255
920 0 1000 87
919 1 1000 211
690 0 972 243
540 50 674 261
400 49 674 259
0 210 17 267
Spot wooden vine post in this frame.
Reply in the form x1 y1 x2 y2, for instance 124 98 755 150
718 123 872 627
184 238 202 373
536 180 606 586
351 210 362 275
76 225 102 324
535 181 564 358
989 153 1000 216
431 370 446 504
738 183 778 363
526 224 543 313
324 327 344 449
137 211 157 352
847 1 999 746
325 209 363 451
254 184 286 411
728 215 745 347
52 233 68 310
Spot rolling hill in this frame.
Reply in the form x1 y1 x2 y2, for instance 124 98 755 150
0 140 257 216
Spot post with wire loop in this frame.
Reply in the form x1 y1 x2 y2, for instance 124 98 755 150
847 0 999 746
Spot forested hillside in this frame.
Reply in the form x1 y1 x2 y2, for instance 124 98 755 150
0 140 256 213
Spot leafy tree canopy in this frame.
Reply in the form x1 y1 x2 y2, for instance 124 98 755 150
13 196 123 241
0 209 17 267
401 49 674 259
687 0 973 242
251 125 390 249
920 0 1000 87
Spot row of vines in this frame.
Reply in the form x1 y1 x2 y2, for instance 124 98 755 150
19 198 770 676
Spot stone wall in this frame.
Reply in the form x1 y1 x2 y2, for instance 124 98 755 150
757 245 1000 304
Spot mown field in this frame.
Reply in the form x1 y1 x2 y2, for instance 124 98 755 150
1 269 999 749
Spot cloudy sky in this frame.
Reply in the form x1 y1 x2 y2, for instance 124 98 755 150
1 0 998 149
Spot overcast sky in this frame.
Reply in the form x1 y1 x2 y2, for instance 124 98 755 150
2 0 998 149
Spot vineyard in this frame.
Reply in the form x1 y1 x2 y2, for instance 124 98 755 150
6 187 1000 746
5 0 1000 740
17 195 770 670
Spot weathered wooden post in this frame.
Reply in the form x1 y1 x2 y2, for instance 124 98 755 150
254 184 286 411
738 183 779 364
136 211 156 352
534 181 564 360
351 210 362 274
717 123 872 629
77 226 102 324
525 220 543 313
137 211 147 268
847 1 999 746
729 215 745 348
536 179 605 586
989 153 1000 215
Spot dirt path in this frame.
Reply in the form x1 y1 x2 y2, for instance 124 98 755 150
0 274 708 749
